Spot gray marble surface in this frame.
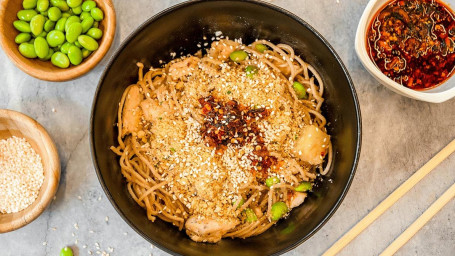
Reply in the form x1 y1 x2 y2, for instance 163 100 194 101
0 0 454 255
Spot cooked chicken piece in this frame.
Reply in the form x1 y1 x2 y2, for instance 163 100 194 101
140 98 171 122
289 192 307 208
185 216 238 243
122 85 143 136
292 125 330 165
168 56 200 81
207 39 240 61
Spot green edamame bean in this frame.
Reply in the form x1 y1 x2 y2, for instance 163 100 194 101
270 202 288 221
62 12 71 18
37 0 49 12
292 81 307 99
86 27 102 40
295 181 312 192
46 30 65 47
93 21 98 28
35 31 47 38
81 48 91 58
77 35 98 51
23 0 38 9
44 20 55 32
52 0 69 11
255 43 268 53
81 16 95 34
229 50 248 62
90 7 103 21
80 11 91 20
74 41 81 48
40 10 48 16
17 10 38 21
34 36 49 58
65 16 80 31
265 177 280 187
72 6 82 15
245 65 258 78
67 45 82 65
29 38 35 44
41 48 54 60
50 0 60 5
67 0 82 8
60 246 73 256
15 33 32 44
13 20 32 33
80 16 93 33
30 14 45 36
60 41 72 54
47 7 61 21
66 22 82 43
51 51 69 68
245 208 258 223
81 1 96 12
54 17 67 31
19 43 37 58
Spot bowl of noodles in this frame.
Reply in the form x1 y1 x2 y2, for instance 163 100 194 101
90 0 361 255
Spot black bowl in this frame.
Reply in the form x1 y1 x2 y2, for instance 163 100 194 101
90 0 361 255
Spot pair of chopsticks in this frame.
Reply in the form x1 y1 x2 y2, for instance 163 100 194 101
323 139 455 256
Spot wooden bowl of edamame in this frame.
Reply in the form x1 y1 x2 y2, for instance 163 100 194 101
0 0 116 81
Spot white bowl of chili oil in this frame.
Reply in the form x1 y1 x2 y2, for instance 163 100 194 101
356 0 455 103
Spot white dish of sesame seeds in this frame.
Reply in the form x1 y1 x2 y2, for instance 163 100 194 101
0 109 60 233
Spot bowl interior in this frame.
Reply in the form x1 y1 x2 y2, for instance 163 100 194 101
91 1 361 255
0 0 115 81
0 110 60 233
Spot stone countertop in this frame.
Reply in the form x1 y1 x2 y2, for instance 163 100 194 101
0 0 454 255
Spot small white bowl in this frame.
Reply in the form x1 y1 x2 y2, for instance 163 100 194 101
355 0 455 103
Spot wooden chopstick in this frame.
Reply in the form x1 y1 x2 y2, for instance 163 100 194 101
379 182 455 256
323 138 455 256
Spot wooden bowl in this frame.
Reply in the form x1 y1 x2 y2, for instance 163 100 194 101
0 0 116 81
0 109 60 233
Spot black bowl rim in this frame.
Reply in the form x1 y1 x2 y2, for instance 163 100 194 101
89 0 362 255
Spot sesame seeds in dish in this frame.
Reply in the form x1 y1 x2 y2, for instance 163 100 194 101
111 38 332 243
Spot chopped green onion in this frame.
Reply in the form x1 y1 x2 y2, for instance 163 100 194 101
292 81 307 99
265 176 280 187
170 148 176 152
295 181 312 192
227 90 232 94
